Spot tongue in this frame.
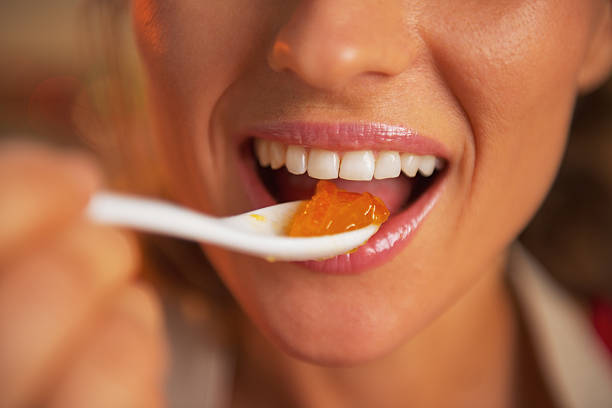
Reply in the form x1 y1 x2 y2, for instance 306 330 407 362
270 169 413 215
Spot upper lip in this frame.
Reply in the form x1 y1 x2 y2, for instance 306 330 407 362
239 122 451 159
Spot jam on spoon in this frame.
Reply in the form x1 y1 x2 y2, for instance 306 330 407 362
288 180 390 237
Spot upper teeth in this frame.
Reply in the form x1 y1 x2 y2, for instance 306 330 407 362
254 139 443 181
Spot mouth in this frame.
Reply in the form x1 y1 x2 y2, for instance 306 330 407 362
236 122 449 274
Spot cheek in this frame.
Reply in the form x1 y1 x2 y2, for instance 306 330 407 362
133 0 263 100
131 0 276 212
426 1 593 255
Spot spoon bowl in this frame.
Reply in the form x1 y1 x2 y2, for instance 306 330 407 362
87 192 380 261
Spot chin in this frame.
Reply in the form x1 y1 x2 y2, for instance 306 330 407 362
262 302 407 367
205 246 430 367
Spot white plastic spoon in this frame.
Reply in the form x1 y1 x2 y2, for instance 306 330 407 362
86 192 380 261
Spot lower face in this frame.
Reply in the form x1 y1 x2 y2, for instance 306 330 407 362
133 0 603 364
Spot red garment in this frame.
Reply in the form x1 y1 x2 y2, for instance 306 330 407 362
592 299 612 357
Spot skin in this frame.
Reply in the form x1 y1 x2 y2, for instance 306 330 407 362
130 0 612 406
1 0 611 407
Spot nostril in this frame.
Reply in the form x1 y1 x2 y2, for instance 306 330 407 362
268 41 292 73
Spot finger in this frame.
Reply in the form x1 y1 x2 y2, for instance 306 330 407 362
0 142 101 263
46 284 167 408
0 221 139 408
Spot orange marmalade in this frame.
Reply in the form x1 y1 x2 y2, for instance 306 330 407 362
287 180 390 237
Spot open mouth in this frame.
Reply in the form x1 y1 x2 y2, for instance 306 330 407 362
252 138 444 217
236 122 449 274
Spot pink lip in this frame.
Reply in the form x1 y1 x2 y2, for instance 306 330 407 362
240 122 450 156
235 122 449 274
299 176 444 274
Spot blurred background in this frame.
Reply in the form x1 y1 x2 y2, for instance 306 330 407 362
1 0 131 141
1 0 611 302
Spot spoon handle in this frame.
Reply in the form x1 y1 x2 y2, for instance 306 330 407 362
86 192 379 261
87 192 226 243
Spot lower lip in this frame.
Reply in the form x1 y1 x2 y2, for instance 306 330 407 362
237 145 447 274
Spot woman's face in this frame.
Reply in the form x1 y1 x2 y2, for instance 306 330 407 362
133 0 611 364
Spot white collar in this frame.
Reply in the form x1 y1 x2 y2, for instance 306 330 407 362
509 244 612 408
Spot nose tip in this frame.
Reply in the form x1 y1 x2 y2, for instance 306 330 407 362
267 1 415 90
